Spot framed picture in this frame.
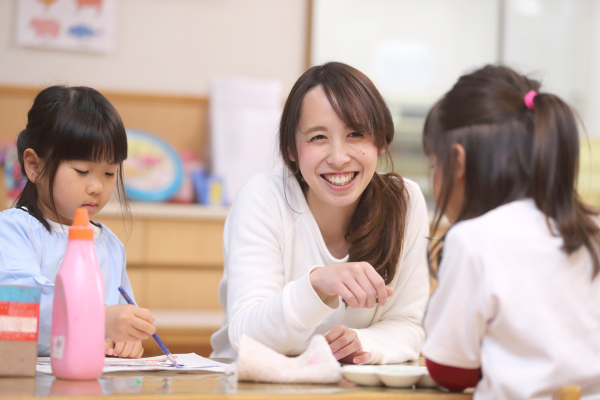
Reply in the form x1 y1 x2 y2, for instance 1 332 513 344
16 0 116 54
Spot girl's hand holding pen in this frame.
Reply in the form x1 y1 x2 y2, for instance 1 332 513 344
104 339 144 358
105 304 156 342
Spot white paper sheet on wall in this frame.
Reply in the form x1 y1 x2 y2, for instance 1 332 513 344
210 77 283 204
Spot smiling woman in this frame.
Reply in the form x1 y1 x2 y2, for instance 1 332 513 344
211 62 430 365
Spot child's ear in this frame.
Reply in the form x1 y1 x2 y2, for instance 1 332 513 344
288 151 296 162
452 143 466 181
23 148 42 183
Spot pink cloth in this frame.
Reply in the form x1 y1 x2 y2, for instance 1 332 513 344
228 335 342 384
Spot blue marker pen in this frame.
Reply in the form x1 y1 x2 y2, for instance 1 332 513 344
117 286 181 368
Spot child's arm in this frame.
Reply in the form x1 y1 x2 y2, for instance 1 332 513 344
421 225 493 390
102 227 155 352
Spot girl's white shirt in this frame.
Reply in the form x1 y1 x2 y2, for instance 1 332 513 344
210 172 430 364
422 199 600 400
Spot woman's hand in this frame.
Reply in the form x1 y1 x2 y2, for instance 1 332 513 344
325 325 371 364
105 339 144 358
309 262 393 308
105 304 156 342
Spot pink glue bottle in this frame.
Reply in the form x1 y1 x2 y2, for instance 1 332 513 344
51 208 105 380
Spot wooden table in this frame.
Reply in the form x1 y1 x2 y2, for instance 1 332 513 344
0 358 473 400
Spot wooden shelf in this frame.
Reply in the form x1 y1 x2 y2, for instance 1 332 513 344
98 200 229 221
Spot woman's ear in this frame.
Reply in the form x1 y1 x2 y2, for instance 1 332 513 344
288 151 296 162
23 148 42 183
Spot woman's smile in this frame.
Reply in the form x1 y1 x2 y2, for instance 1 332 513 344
320 172 359 190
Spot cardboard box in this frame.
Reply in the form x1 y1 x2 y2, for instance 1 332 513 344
0 285 41 377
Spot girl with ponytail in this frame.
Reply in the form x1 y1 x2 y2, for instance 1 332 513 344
211 62 430 364
421 65 600 398
0 86 156 357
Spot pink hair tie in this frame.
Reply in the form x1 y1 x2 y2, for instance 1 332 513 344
524 90 537 110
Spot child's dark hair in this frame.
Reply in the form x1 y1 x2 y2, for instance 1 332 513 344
423 64 600 279
279 62 409 285
16 85 129 231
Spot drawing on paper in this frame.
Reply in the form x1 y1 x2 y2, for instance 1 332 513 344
29 18 60 38
35 353 228 374
75 0 103 12
16 0 115 53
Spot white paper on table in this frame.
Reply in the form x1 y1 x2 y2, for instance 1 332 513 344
36 353 228 374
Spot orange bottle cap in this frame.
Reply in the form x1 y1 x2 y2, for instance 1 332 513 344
69 208 94 240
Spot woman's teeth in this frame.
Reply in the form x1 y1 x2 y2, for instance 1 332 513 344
323 172 355 186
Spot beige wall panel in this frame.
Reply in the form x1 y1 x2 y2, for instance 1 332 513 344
145 269 223 310
107 96 209 160
0 89 35 142
94 216 145 265
146 220 224 267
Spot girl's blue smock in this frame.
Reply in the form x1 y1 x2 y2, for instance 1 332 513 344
0 208 135 356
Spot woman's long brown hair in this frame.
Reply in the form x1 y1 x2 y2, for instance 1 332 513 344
279 62 409 285
423 65 600 279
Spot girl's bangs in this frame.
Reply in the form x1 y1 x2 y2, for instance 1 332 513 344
53 98 127 164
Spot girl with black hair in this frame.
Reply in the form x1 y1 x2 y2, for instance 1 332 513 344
0 86 156 358
421 65 600 398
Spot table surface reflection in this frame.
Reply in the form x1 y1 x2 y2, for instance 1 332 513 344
0 358 473 400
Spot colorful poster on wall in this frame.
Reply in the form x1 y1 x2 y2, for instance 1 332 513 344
16 0 116 54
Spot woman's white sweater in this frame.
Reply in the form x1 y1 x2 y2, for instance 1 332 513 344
210 172 430 364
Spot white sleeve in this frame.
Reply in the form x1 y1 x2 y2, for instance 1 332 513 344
225 176 337 354
421 226 496 369
353 181 430 364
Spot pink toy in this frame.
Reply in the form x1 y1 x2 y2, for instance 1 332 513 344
51 209 105 380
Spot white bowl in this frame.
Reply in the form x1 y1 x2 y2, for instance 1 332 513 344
417 373 438 388
376 365 426 388
341 365 384 386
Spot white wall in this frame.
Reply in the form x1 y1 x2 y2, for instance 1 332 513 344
586 0 600 137
0 0 308 96
312 0 499 104
312 0 600 137
504 0 593 134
